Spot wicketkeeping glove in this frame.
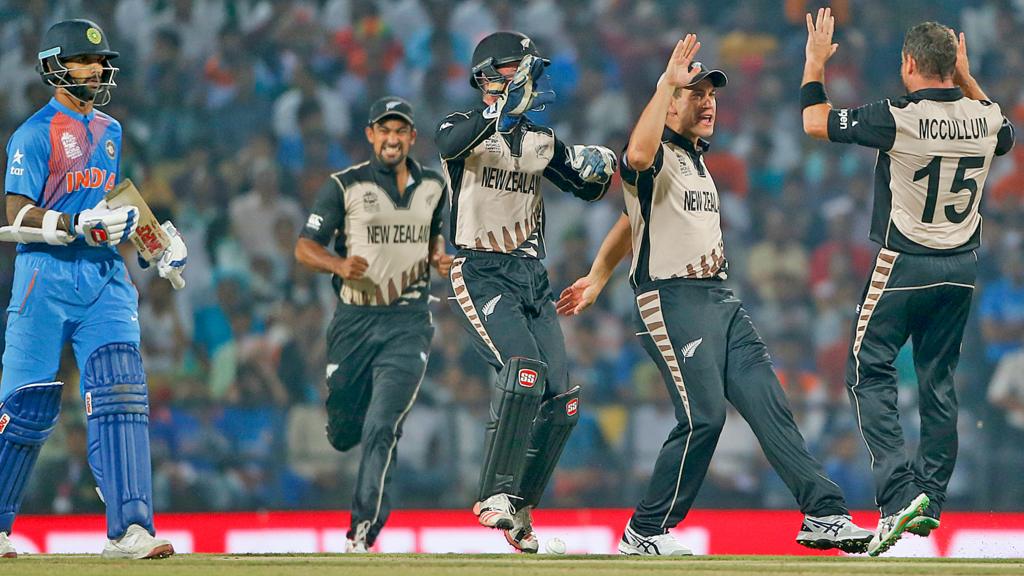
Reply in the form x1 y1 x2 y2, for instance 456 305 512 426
496 54 555 133
74 202 139 246
566 145 617 183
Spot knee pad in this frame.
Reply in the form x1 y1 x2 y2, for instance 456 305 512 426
478 357 546 501
519 385 580 507
83 343 154 539
0 382 63 532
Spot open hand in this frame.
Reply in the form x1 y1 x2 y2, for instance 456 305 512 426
556 275 603 316
952 30 972 87
662 34 703 89
805 7 839 67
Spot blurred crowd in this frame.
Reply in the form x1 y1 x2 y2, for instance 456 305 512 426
2 0 1024 515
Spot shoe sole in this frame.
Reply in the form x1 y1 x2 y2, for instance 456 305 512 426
868 494 930 557
617 540 693 556
797 536 872 554
101 543 175 560
906 518 940 538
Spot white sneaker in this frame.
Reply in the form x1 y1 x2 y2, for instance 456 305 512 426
101 524 174 559
796 514 873 553
868 493 930 557
346 521 370 553
473 493 515 530
503 505 539 553
0 532 17 558
618 522 693 556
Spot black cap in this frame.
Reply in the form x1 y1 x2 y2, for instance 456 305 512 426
367 96 414 127
685 62 727 88
39 19 119 61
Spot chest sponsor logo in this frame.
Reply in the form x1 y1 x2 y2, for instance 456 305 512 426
518 369 538 388
565 398 579 416
66 167 116 194
480 166 540 195
484 136 503 154
105 139 116 159
366 224 430 244
363 190 380 213
61 132 83 160
677 154 693 177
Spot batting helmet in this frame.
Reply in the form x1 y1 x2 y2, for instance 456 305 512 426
469 31 549 92
37 19 120 106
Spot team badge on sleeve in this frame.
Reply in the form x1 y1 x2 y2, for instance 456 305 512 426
105 140 116 159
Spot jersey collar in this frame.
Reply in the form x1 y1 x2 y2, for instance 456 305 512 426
49 97 95 123
906 87 964 103
662 127 710 155
370 155 422 209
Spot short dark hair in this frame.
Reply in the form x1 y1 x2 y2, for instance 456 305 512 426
902 21 956 79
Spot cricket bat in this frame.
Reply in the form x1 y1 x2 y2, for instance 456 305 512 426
105 179 185 290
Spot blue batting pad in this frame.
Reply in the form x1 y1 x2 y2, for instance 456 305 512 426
0 382 62 533
83 343 154 539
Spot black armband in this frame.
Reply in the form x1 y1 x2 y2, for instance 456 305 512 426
800 82 829 110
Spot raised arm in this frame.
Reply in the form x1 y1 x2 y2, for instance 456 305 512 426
801 7 839 140
627 34 703 170
435 109 496 161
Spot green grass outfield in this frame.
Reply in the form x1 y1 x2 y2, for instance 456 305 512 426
3 554 1024 576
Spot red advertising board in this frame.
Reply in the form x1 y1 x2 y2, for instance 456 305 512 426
9 509 1024 557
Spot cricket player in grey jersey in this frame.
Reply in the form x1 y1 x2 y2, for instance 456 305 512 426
803 9 1014 556
295 97 451 553
559 34 872 557
435 31 616 552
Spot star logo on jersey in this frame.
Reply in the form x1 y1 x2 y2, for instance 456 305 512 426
105 139 116 159
9 149 24 176
680 338 703 362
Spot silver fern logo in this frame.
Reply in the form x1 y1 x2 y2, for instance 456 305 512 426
482 294 502 321
680 338 703 362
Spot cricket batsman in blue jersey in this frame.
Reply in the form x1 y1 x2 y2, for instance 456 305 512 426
0 19 186 559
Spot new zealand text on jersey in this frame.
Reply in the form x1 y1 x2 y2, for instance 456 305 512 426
66 167 116 193
480 166 540 195
683 189 720 213
366 224 431 244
